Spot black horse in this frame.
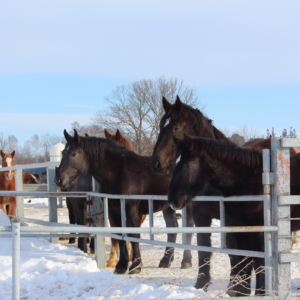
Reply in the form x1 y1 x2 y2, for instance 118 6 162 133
168 135 300 296
55 129 194 275
63 174 93 253
151 96 232 290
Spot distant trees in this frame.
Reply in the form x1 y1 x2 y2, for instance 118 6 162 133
266 126 297 138
91 77 201 154
0 132 63 165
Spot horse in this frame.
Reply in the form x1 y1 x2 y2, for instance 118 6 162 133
55 129 193 275
104 128 146 267
168 135 300 296
22 173 40 184
150 96 232 290
0 150 17 216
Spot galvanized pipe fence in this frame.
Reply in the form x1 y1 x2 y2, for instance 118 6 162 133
0 137 299 299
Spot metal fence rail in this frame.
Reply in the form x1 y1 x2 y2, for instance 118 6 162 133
0 137 300 299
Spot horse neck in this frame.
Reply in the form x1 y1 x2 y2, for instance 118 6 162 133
201 149 262 196
86 142 129 191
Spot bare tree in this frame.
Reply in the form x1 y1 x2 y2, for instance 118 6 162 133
70 121 104 137
30 134 40 163
7 135 18 152
92 77 201 154
40 134 62 162
0 132 8 152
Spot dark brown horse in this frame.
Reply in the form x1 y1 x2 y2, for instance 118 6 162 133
168 135 300 296
151 96 232 290
0 150 16 216
55 129 193 275
104 128 146 268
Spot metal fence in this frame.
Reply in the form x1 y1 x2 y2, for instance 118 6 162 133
0 137 299 299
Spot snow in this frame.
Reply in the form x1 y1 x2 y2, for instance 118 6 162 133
1 199 300 299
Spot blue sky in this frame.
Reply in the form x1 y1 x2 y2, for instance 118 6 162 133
1 1 300 146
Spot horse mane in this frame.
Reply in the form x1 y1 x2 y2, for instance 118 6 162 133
193 137 262 167
82 136 126 165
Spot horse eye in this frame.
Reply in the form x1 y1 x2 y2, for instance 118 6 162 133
184 164 190 169
174 126 179 131
71 152 76 157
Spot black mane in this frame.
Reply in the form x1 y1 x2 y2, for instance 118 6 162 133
193 137 262 167
82 136 127 165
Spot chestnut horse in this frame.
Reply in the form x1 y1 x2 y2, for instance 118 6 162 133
22 173 40 184
0 150 17 215
168 136 300 296
55 129 193 275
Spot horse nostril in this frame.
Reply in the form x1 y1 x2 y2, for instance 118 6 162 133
155 160 161 170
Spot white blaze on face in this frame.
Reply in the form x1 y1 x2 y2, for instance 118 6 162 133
5 157 13 179
175 155 181 165
164 118 170 128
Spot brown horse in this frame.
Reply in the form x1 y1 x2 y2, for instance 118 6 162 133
104 129 146 268
0 150 17 216
22 173 40 184
168 135 300 296
55 129 193 275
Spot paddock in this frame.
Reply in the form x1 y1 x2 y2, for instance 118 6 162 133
0 137 300 299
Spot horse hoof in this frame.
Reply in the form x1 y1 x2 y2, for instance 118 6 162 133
158 261 171 268
90 249 95 255
68 238 76 244
114 268 127 275
128 268 141 275
181 262 192 269
194 281 211 291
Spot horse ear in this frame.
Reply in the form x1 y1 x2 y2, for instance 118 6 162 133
173 95 183 112
104 129 111 139
64 129 72 142
0 150 4 158
85 133 89 137
162 96 171 112
73 129 83 146
115 129 121 140
11 150 15 158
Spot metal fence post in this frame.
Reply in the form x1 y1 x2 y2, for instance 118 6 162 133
47 167 58 243
271 137 291 299
15 169 24 218
91 178 106 269
148 199 154 241
12 222 20 300
262 149 273 294
181 207 187 245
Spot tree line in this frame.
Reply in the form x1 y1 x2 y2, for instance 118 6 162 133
0 77 297 165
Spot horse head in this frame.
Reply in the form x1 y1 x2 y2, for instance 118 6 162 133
55 129 89 189
151 95 214 175
168 135 214 210
1 150 16 180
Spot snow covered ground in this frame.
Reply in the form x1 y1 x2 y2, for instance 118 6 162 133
0 198 300 299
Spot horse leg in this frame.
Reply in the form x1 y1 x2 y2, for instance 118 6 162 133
159 206 178 268
106 216 120 268
226 233 252 297
66 198 76 244
112 212 129 274
192 212 213 290
181 202 193 269
76 199 88 253
127 207 142 274
253 257 265 296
